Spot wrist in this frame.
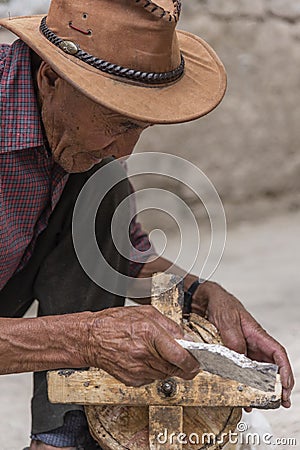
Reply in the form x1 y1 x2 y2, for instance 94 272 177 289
184 275 214 299
32 311 95 370
183 274 197 291
183 277 207 317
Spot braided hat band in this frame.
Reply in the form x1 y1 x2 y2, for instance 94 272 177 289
0 0 227 123
39 16 185 86
134 0 181 23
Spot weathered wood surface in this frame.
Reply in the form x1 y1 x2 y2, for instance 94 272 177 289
48 367 281 408
86 405 149 450
85 403 242 450
47 273 281 449
48 312 281 409
149 406 183 450
83 311 245 450
151 272 183 325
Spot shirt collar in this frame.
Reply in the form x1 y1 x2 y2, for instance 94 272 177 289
0 39 44 152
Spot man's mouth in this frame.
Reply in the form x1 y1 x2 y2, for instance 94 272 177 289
87 152 103 162
87 142 115 161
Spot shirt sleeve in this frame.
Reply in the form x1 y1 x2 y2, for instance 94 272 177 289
0 43 10 73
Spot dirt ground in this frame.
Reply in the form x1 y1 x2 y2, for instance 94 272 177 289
0 210 298 450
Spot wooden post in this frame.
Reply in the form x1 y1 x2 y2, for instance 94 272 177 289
151 272 183 325
149 406 183 450
148 273 184 450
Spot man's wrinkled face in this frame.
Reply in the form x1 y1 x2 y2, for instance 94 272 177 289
37 62 150 173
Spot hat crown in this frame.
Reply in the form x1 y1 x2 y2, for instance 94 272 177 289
46 0 182 73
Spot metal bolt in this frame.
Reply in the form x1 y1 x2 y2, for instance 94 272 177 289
158 379 177 397
162 382 173 395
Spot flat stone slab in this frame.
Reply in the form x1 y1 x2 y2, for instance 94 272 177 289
177 340 278 392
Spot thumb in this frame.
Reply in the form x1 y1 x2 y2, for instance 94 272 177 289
154 330 200 374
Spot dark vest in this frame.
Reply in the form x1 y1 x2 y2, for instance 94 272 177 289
0 156 130 318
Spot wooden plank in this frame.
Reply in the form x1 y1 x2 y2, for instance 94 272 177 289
149 406 183 450
47 368 281 409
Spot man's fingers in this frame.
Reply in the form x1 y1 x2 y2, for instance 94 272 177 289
281 399 291 408
273 349 294 407
153 330 200 375
139 306 184 339
241 320 294 408
146 357 199 381
249 329 294 406
173 366 200 380
139 307 202 377
273 350 294 388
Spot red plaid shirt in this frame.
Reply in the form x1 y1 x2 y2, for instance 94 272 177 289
0 40 151 291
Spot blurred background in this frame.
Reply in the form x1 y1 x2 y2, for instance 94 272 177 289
0 0 299 448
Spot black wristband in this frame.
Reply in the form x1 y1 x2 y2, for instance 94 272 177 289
183 279 205 318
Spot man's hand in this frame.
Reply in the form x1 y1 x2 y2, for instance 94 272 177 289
190 279 294 408
82 305 200 386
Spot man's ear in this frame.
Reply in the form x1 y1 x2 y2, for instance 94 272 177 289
36 62 60 98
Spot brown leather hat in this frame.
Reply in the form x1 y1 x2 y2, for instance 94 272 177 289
0 0 227 124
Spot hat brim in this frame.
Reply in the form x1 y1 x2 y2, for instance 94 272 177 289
0 15 226 124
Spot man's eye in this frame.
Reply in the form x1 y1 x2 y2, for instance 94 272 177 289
121 121 141 131
120 121 150 131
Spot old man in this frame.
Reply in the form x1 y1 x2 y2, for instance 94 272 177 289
0 0 294 449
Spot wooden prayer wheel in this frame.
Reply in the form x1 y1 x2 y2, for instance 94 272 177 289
48 273 281 450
